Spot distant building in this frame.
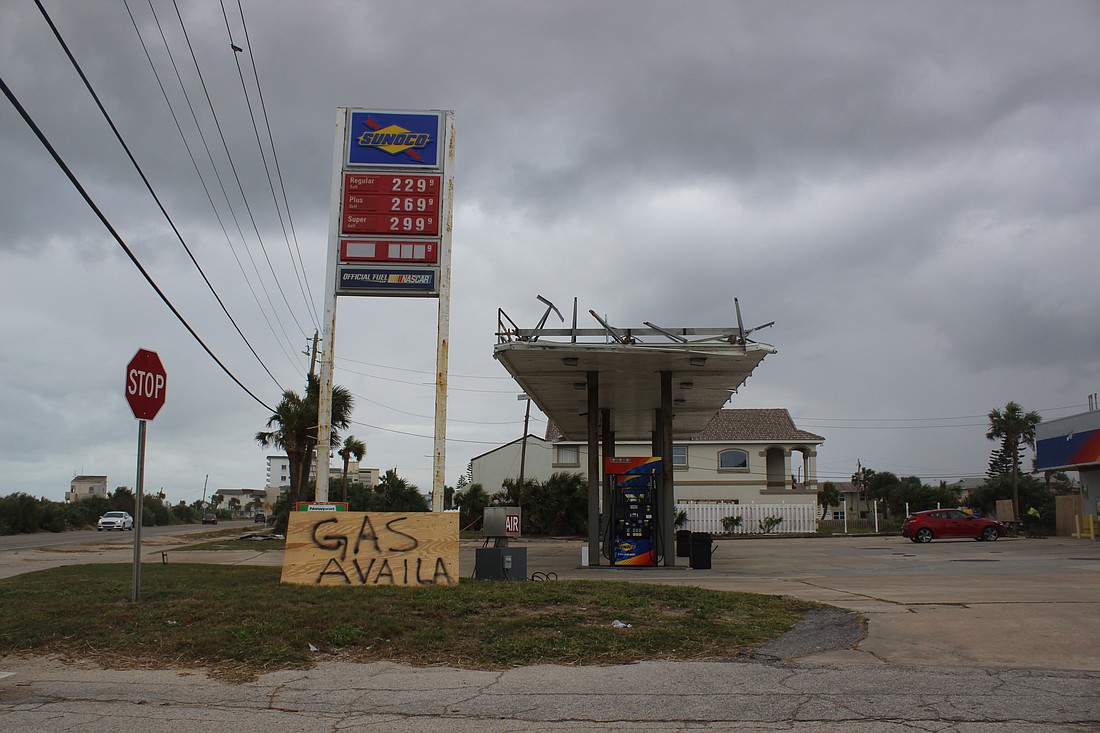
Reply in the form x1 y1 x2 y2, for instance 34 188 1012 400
66 475 107 503
265 455 378 490
471 408 824 506
210 488 270 515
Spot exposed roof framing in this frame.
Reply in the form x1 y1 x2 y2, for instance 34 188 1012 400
493 297 776 441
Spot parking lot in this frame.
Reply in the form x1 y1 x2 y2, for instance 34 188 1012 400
480 533 1100 671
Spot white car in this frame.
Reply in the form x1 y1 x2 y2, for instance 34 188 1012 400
97 511 134 531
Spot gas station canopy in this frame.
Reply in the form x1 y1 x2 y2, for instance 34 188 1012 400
493 306 775 441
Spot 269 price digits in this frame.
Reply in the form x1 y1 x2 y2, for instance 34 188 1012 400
390 196 436 212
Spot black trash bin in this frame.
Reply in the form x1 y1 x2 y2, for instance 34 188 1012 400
689 532 713 569
675 530 691 558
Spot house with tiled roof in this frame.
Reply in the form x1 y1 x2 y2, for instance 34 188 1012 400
470 408 825 506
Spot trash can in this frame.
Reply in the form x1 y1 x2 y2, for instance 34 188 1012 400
689 532 713 570
675 530 692 558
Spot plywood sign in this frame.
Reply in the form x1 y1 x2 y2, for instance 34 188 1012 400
281 511 459 586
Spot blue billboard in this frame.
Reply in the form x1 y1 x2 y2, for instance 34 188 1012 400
346 110 442 168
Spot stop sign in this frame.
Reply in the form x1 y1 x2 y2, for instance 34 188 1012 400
125 348 167 421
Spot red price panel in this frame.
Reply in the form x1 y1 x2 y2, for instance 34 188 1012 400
340 239 438 264
343 190 438 215
344 173 440 195
343 212 439 235
342 173 442 236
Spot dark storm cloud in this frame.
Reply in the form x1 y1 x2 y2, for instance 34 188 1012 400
2 0 1098 500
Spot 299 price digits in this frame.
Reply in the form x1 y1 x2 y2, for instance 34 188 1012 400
388 215 435 233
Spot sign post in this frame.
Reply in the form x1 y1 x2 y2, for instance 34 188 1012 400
125 348 166 602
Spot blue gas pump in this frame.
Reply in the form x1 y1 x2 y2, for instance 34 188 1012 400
604 457 663 566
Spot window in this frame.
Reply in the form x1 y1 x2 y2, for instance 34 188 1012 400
555 445 579 466
718 449 748 470
672 445 687 468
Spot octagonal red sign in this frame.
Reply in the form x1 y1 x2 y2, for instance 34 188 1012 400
125 349 167 421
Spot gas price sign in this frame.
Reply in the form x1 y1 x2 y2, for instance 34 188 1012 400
331 109 450 298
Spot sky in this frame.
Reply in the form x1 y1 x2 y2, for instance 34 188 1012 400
2 0 1099 505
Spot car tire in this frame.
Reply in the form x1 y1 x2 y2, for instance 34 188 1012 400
910 537 920 543
97 528 102 531
982 526 999 542
916 528 933 543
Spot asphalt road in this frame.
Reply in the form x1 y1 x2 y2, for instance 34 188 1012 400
1 529 1097 731
0 520 252 552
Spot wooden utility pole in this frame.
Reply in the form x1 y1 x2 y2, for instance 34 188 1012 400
306 331 319 379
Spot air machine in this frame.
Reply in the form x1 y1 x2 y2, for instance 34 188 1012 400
603 456 663 566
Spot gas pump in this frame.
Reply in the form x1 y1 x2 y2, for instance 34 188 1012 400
603 456 663 566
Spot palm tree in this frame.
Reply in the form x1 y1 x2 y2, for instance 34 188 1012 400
374 468 429 512
817 481 839 520
338 435 367 502
986 401 1042 519
256 375 353 508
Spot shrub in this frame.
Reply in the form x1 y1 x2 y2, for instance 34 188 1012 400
759 516 783 533
720 515 743 533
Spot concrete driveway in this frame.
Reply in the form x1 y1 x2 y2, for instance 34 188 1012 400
503 533 1100 671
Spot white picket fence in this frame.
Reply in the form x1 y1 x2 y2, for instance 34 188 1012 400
676 501 818 535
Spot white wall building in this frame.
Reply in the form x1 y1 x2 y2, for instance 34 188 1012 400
66 475 107 503
265 455 378 491
471 408 824 506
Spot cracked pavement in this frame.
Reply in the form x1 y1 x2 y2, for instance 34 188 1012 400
1 531 1098 730
1 656 1096 731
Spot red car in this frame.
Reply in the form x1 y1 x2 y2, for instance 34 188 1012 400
902 509 1005 543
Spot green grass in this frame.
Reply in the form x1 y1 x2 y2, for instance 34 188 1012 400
0 564 816 681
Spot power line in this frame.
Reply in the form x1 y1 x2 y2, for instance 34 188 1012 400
338 355 513 380
351 390 545 425
34 0 284 393
347 419 508 445
0 73 274 413
229 0 321 329
336 364 520 393
217 0 320 332
128 0 302 375
168 0 311 341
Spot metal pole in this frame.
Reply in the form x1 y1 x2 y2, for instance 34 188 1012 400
586 371 600 565
874 499 879 532
660 371 676 566
432 110 456 512
315 108 348 504
131 419 146 603
842 497 848 535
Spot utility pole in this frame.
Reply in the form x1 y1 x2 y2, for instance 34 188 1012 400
305 331 319 379
517 394 532 507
